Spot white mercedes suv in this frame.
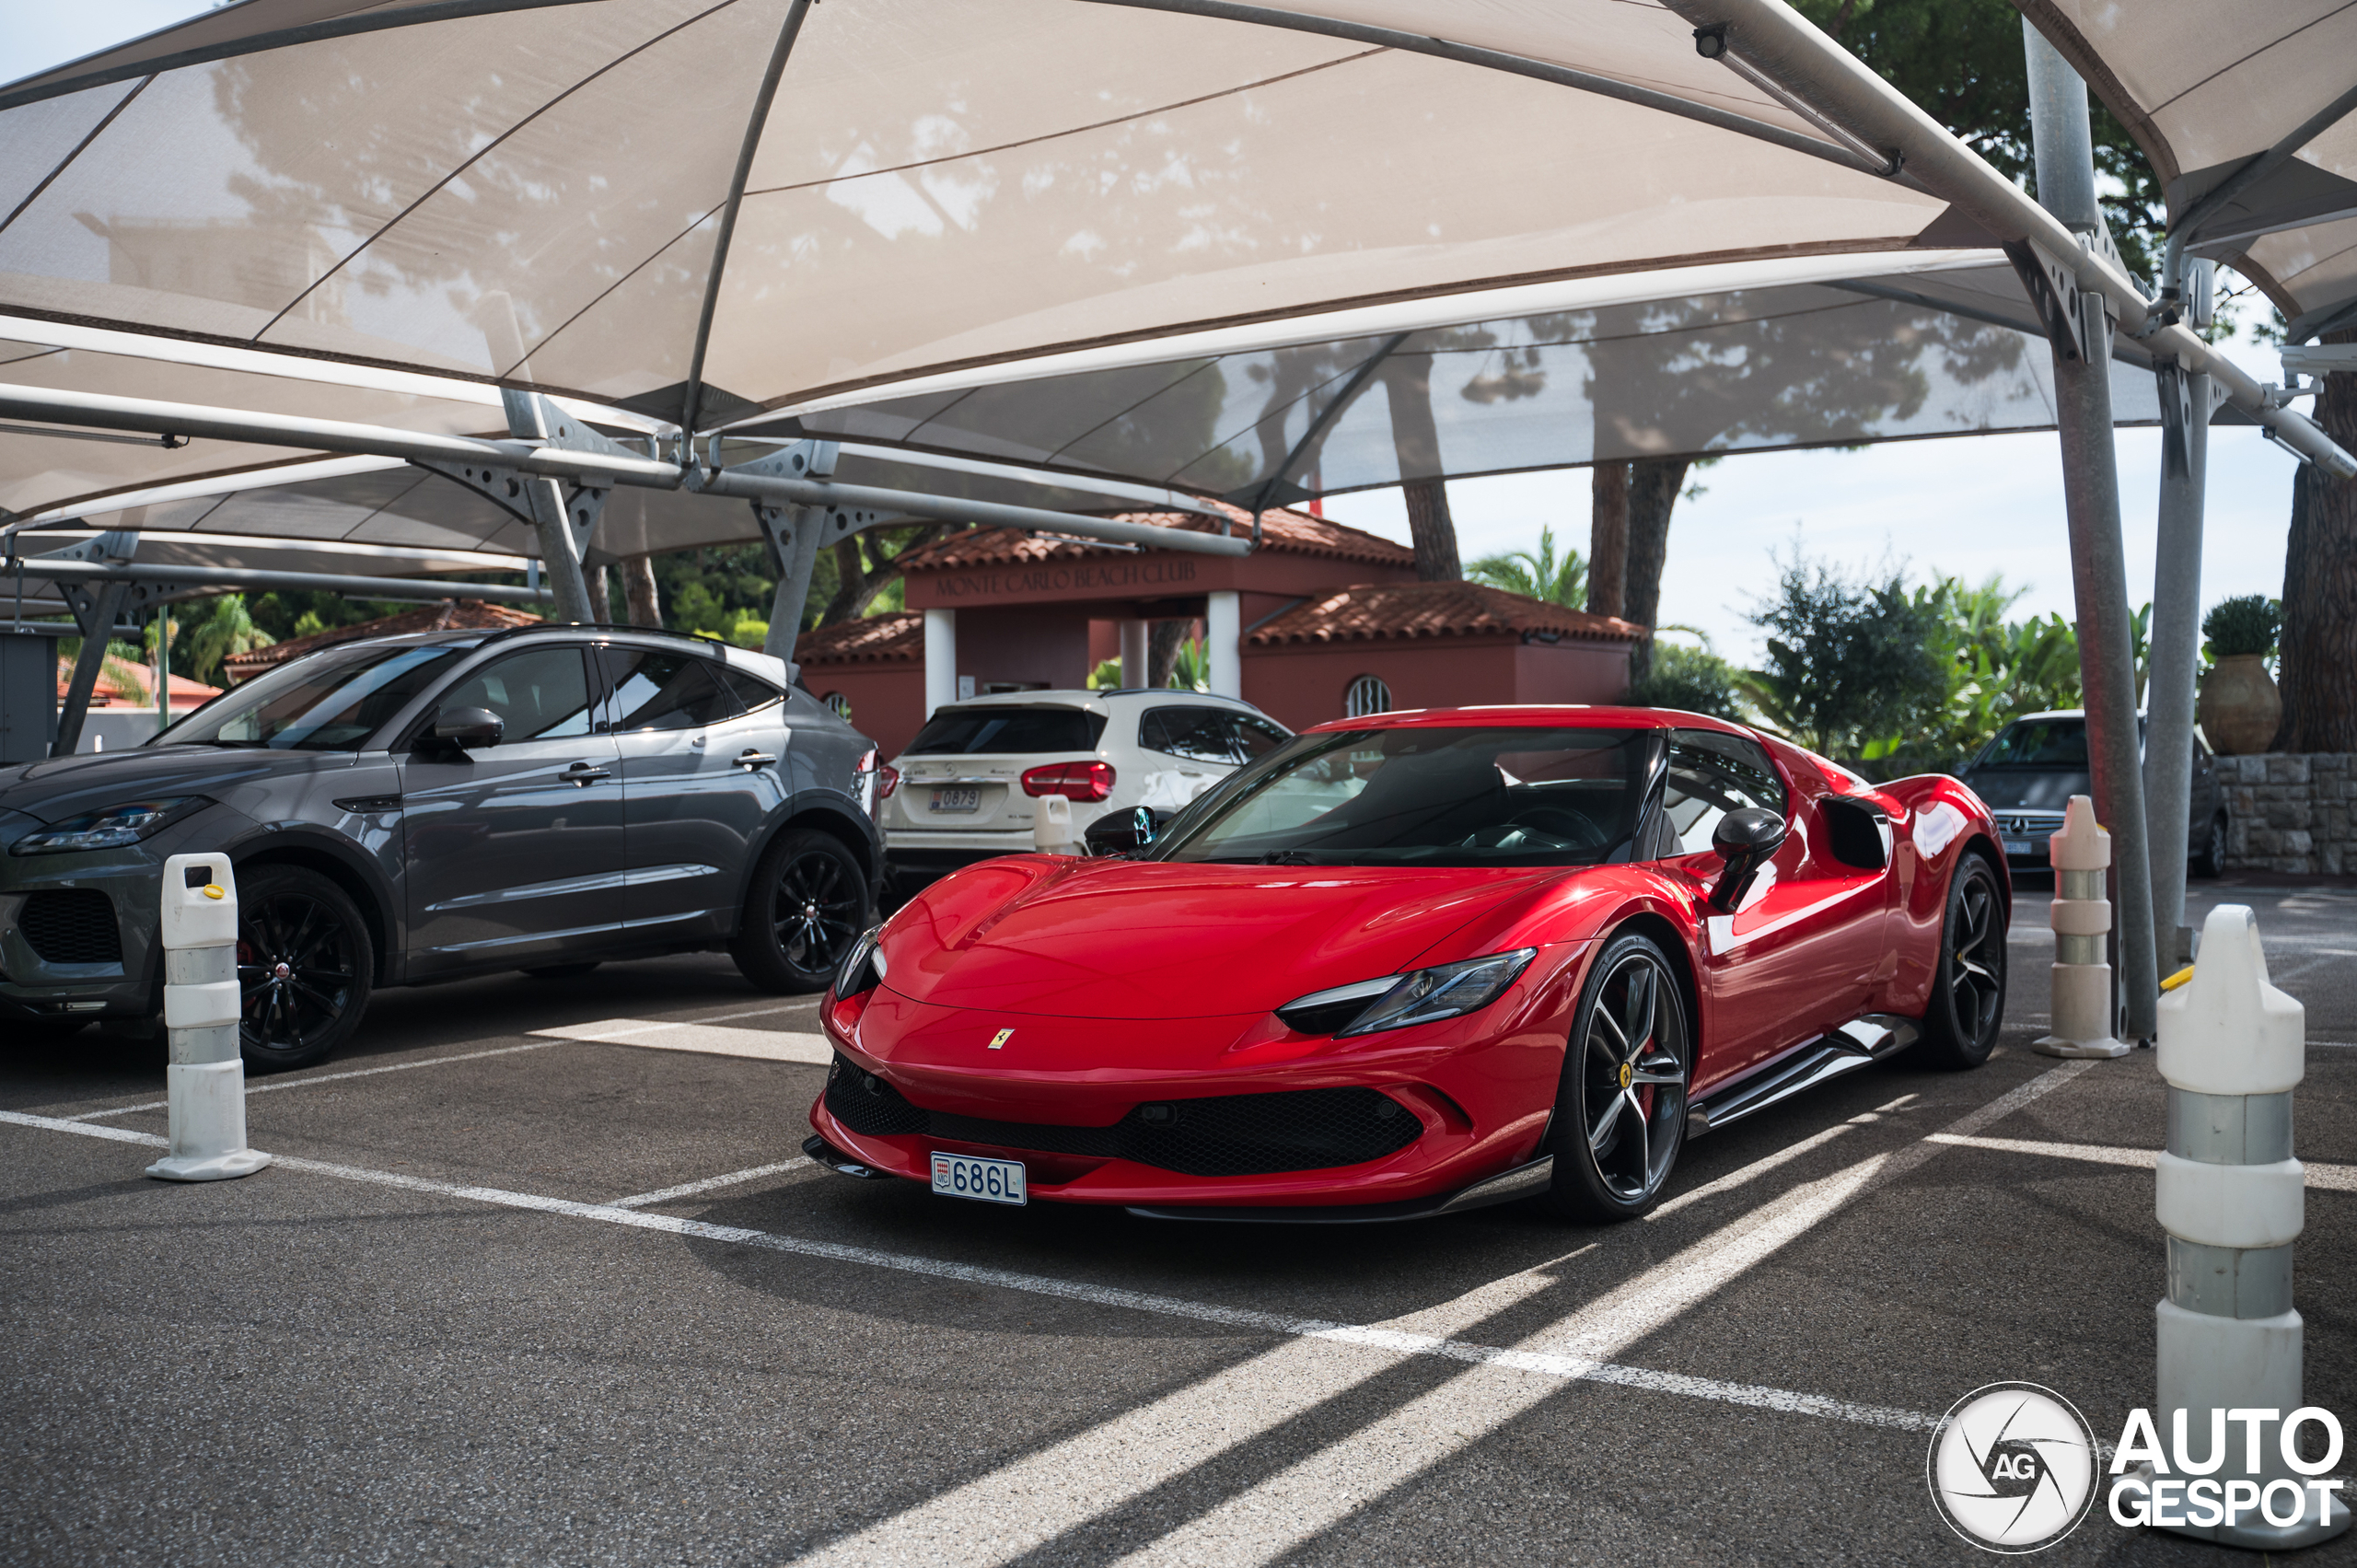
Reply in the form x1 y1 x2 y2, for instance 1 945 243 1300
880 689 1292 899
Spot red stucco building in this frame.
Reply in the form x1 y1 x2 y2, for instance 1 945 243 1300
795 504 1645 757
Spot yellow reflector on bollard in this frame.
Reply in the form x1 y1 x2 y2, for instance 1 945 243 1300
2161 965 2195 993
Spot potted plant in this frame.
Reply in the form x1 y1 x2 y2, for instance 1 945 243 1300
2196 595 2283 754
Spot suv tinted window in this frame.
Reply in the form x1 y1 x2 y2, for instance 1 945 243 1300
1141 706 1239 762
1976 717 2087 768
165 641 463 751
906 706 1108 754
1658 728 1786 856
1235 714 1291 760
436 647 596 740
598 647 744 732
718 666 784 714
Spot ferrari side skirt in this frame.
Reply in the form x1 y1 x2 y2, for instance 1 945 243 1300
1684 1013 1922 1138
1123 1154 1557 1225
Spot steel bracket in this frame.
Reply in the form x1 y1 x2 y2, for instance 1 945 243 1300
2005 236 2120 363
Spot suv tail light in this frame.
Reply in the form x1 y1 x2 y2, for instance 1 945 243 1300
877 763 900 799
1022 761 1114 802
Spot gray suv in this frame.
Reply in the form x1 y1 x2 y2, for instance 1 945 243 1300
1 625 885 1067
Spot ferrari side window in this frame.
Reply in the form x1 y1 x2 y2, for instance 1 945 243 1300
1659 729 1786 858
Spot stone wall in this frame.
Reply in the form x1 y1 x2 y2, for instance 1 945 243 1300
2219 753 2356 874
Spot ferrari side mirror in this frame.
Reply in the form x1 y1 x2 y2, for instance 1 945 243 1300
1084 805 1169 857
1709 807 1786 912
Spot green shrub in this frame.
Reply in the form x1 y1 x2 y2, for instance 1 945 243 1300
2201 595 2280 658
1625 640 1745 721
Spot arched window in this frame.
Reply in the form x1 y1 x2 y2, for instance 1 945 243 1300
822 691 853 720
1344 673 1391 718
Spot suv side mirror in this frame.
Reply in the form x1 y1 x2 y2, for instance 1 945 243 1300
1709 807 1786 912
1085 805 1170 857
427 706 505 752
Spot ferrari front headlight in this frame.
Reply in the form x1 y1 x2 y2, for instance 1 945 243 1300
1277 948 1537 1038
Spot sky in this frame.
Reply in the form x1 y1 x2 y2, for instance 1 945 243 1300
6 6 2316 666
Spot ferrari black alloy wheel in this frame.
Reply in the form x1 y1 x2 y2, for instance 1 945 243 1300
1922 853 2006 1069
731 829 871 993
1541 930 1691 1222
236 865 373 1071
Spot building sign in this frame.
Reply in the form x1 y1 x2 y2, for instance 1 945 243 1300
915 556 1205 606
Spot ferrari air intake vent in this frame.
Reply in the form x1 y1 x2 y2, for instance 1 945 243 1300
823 1057 1421 1176
20 889 122 966
824 1057 929 1136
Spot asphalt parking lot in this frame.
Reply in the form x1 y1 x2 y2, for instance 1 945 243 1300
7 874 2357 1567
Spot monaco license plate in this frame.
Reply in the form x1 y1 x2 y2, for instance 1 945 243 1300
931 1151 1027 1205
2003 839 2034 856
929 786 981 814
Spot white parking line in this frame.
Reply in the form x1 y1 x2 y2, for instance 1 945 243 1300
0 1058 2119 1568
1095 1063 2097 1568
0 1105 1940 1446
1929 1132 2357 1190
609 1158 812 1208
64 1039 566 1121
793 1064 2094 1568
529 1018 832 1063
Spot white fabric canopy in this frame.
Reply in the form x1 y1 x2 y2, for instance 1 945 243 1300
766 251 2162 499
0 0 1976 426
2022 0 2357 336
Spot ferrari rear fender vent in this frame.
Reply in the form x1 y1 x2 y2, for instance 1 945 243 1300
20 889 122 966
822 1057 1422 1176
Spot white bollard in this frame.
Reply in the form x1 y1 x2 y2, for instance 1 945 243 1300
145 854 271 1182
2036 795 2130 1058
2144 903 2347 1548
1032 794 1079 855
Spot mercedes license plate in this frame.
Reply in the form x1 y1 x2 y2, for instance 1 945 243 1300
929 786 981 813
931 1151 1026 1205
2003 839 2034 856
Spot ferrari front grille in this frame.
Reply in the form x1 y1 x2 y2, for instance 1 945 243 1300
822 1057 1422 1176
20 889 122 966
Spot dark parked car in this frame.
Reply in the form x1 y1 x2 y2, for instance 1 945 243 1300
1956 709 2226 877
0 625 885 1066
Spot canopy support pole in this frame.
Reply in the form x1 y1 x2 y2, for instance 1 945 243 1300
2148 353 2219 970
2024 18 2159 1044
46 530 144 759
498 389 601 624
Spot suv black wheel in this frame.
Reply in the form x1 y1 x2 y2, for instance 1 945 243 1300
1921 853 2005 1069
236 865 373 1071
2190 812 2228 879
1537 931 1692 1223
730 830 870 993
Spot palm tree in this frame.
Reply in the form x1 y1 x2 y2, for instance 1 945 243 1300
184 594 275 685
1467 527 1587 609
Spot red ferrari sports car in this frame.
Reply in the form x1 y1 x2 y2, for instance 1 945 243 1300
805 706 2006 1223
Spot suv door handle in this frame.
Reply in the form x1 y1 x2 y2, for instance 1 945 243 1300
559 761 612 785
733 749 776 769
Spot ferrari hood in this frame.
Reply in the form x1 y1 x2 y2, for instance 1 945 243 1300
878 856 1574 1019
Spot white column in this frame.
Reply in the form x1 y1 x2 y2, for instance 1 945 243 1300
923 608 958 716
1119 619 1150 688
1207 591 1241 698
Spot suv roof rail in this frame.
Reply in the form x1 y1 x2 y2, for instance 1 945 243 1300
465 621 737 656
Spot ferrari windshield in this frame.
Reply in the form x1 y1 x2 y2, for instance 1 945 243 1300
158 640 466 751
1155 726 1658 867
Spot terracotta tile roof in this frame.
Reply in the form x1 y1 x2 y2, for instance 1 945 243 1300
895 500 1413 574
1248 582 1647 646
221 598 543 682
55 664 224 706
794 610 923 666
